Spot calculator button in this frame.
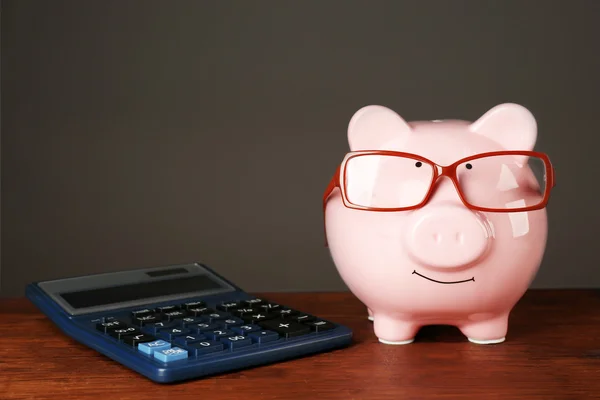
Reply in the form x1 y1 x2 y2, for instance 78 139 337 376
191 323 221 333
293 314 316 323
173 334 207 347
131 309 153 318
205 329 235 340
216 301 243 312
231 324 262 335
109 326 141 340
158 327 191 341
180 317 203 328
242 298 264 307
248 330 280 344
132 314 160 327
220 335 253 350
303 320 336 332
240 312 278 324
187 307 215 317
142 321 177 335
96 320 126 333
276 309 299 318
138 339 171 355
123 333 156 347
258 319 311 338
182 301 206 310
161 310 187 322
219 317 244 328
155 305 180 313
204 312 230 322
153 347 188 363
232 308 259 316
258 303 282 312
188 340 224 356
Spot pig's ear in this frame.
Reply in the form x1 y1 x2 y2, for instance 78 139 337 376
469 103 537 152
347 105 412 151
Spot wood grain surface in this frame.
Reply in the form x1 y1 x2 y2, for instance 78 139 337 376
1 290 600 399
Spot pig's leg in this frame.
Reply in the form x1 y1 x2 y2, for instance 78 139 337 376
458 313 509 344
367 308 374 321
373 314 418 345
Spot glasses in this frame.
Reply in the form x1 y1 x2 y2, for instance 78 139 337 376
323 150 555 217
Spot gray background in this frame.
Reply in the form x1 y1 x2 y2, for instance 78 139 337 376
1 0 598 297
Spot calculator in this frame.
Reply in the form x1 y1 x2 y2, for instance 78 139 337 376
25 262 353 383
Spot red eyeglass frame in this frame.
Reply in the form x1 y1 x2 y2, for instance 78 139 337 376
322 150 555 245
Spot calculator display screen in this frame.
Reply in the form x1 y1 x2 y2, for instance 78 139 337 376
58 274 225 309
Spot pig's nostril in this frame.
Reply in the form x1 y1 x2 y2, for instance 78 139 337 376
431 233 465 244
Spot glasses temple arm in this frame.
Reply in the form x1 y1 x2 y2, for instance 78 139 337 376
322 166 341 247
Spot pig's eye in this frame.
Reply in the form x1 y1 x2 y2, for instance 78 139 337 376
465 163 473 170
415 162 422 168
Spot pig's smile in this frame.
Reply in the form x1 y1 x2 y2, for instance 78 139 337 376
412 270 475 284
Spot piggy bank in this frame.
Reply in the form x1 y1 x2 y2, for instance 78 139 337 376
323 103 555 345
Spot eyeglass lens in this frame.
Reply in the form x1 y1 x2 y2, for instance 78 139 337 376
344 154 547 210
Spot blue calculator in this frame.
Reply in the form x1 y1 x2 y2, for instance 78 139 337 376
25 262 353 383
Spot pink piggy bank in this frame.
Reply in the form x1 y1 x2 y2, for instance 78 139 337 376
323 103 555 345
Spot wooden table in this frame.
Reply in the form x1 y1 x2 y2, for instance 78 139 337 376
1 290 599 399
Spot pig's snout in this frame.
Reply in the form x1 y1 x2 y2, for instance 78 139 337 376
404 205 490 269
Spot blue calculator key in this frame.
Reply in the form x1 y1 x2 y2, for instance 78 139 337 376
191 322 221 333
219 317 244 328
173 334 207 346
220 335 253 350
231 324 262 335
153 347 189 363
204 329 235 340
138 339 171 355
248 330 280 344
158 327 191 341
143 321 177 335
188 340 224 356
